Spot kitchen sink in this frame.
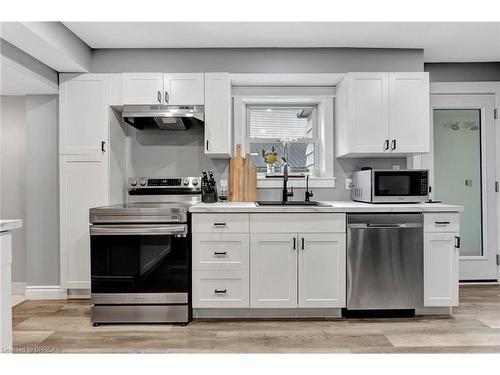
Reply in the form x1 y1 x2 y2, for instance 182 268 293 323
256 201 328 206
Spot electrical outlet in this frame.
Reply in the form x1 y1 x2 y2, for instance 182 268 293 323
345 178 353 190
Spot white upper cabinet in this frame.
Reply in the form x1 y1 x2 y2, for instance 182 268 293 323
122 73 204 105
335 72 430 157
123 73 164 105
389 72 430 153
204 73 232 158
346 72 389 154
164 73 204 105
59 74 109 155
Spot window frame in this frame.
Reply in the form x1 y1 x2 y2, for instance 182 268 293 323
233 91 336 188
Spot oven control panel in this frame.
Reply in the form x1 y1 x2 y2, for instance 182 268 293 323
128 177 201 189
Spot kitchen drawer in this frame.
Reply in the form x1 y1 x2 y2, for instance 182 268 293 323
192 233 249 271
424 213 460 233
192 270 249 308
250 213 346 233
192 213 249 233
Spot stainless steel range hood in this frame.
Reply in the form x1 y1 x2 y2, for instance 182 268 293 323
122 105 204 131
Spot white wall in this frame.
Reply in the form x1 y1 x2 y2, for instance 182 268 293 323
0 95 59 286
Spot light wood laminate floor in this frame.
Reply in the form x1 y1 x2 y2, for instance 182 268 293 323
12 284 500 353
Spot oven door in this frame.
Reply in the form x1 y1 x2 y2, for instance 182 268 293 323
372 170 429 203
90 224 190 304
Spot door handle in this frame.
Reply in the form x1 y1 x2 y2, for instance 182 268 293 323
384 139 389 150
165 91 169 104
391 139 397 150
157 90 162 103
455 236 461 248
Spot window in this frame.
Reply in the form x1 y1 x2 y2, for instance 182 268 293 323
247 105 317 173
233 91 335 188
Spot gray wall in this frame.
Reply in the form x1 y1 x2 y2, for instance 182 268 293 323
425 62 500 82
1 96 27 283
0 95 59 286
91 48 424 73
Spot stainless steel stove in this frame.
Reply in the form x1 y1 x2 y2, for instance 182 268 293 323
89 177 201 325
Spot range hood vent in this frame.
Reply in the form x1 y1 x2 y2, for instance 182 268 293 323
122 105 204 131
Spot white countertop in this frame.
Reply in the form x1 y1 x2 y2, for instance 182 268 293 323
0 220 23 233
189 201 463 213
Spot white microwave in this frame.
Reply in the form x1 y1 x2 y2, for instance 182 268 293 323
351 169 429 203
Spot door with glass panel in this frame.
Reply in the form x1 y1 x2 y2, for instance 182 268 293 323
424 94 497 280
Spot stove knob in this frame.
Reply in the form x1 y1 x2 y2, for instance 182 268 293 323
139 179 146 186
182 178 190 186
192 179 199 186
130 179 137 187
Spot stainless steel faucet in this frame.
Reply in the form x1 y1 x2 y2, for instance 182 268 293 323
282 162 294 202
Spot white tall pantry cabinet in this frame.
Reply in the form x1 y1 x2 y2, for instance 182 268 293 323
59 74 110 290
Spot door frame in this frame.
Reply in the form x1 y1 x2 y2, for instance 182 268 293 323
411 82 500 281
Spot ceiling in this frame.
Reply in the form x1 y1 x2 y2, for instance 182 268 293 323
63 22 500 63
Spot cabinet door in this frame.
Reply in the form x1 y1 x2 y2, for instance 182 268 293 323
204 73 232 158
250 234 297 308
298 233 346 308
389 72 430 153
347 72 390 153
59 74 109 155
60 155 108 289
123 73 164 105
424 232 459 306
164 73 204 105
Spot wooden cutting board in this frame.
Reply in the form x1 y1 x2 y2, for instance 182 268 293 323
229 144 257 202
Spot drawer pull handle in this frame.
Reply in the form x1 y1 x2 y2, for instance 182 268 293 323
214 289 227 294
213 223 227 227
435 221 451 225
214 251 227 255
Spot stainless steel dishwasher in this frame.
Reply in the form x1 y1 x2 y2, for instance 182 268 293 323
346 213 423 312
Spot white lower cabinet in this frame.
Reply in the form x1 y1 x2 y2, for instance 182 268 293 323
424 232 460 307
250 234 298 308
250 231 347 309
60 155 108 289
298 233 346 308
192 270 249 308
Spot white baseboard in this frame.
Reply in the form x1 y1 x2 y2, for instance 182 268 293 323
12 282 27 296
24 286 67 300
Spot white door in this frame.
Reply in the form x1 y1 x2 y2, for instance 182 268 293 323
389 72 430 153
123 73 164 105
422 94 498 280
60 155 108 289
424 232 459 306
250 233 297 308
347 72 390 153
163 73 204 105
298 233 346 308
59 74 109 155
204 73 232 158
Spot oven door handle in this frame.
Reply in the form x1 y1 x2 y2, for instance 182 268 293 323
90 224 188 236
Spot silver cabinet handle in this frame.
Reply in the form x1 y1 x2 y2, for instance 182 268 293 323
165 91 169 103
157 90 162 103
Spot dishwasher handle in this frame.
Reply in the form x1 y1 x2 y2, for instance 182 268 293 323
348 223 423 229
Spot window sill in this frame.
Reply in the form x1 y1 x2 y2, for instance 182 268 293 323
257 176 336 189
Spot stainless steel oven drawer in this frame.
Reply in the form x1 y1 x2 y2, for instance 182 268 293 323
91 293 188 304
91 305 189 324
